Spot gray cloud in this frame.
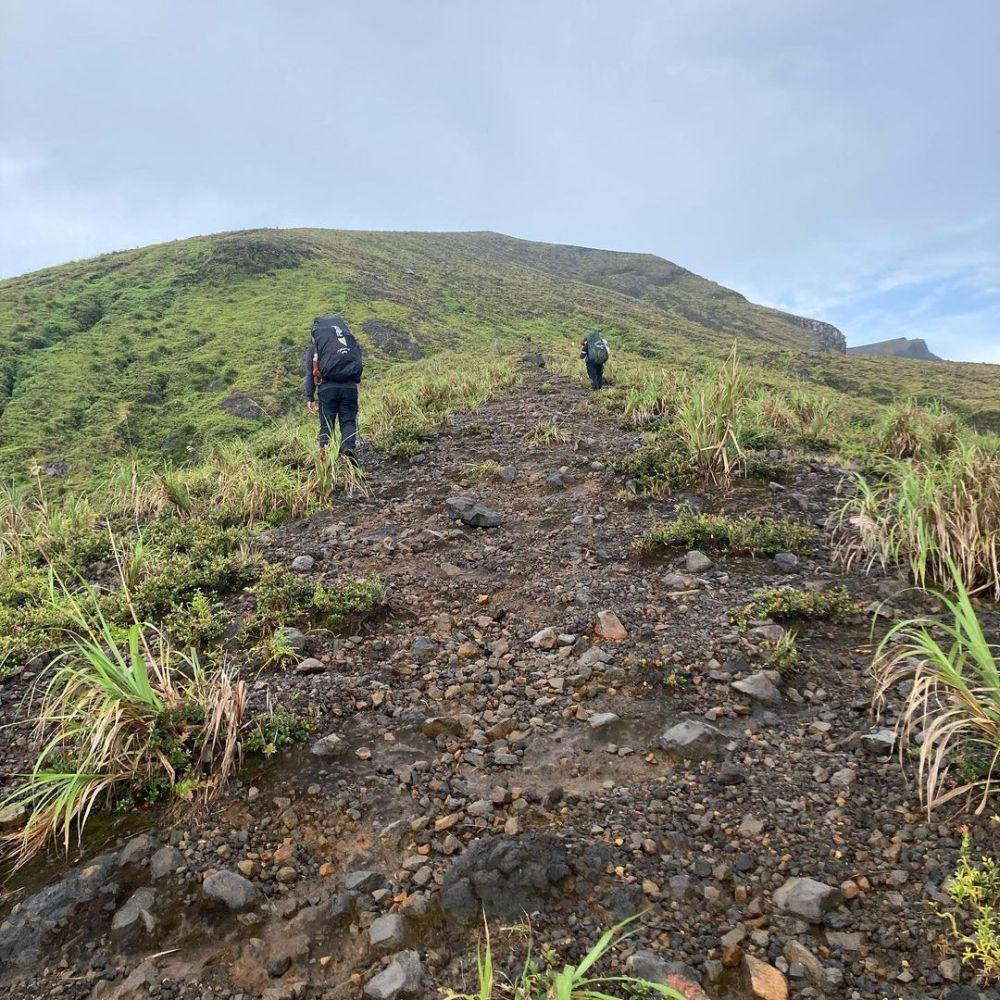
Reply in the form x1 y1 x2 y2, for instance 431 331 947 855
1 0 997 360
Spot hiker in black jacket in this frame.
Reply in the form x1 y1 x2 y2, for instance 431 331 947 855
304 315 363 461
580 330 611 389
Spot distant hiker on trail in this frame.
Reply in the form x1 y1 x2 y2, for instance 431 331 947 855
305 315 363 462
580 330 610 390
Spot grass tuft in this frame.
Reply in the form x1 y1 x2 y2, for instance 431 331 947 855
836 441 1000 599
1 577 247 868
872 561 1000 814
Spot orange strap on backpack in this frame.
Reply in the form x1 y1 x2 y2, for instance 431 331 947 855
311 336 324 388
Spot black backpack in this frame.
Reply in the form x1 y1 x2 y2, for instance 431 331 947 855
311 316 363 385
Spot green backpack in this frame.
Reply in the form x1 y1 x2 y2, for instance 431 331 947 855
585 331 610 365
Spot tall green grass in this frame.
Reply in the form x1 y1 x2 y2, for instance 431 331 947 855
870 398 962 460
1 579 247 867
873 562 1000 814
837 441 1000 598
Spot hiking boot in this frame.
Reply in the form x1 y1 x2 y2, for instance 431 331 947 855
341 450 361 468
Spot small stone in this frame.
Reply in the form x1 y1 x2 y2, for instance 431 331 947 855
529 627 559 650
369 913 408 953
444 496 476 518
149 845 183 880
743 954 788 1000
589 712 620 730
783 940 824 983
410 636 437 661
773 552 798 570
659 719 726 761
685 550 713 573
295 656 326 675
773 877 841 923
291 554 315 572
830 767 856 788
311 732 346 756
111 888 157 941
731 673 782 705
860 728 896 755
939 957 962 982
462 504 501 528
595 610 627 641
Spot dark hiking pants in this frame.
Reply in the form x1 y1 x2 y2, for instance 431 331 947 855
317 383 358 453
585 360 605 390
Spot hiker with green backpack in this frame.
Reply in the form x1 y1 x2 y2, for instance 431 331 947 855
580 330 611 389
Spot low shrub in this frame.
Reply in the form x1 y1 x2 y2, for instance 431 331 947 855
249 567 384 636
619 436 695 497
243 706 314 756
640 509 815 557
764 629 799 673
732 586 858 628
524 420 570 447
941 832 1000 981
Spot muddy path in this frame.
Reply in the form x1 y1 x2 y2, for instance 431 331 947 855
0 363 993 1000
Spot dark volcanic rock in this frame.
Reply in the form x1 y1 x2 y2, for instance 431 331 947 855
440 833 575 925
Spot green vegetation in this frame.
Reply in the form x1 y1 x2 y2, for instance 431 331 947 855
763 629 799 673
524 420 570 448
640 508 815 557
0 590 247 868
732 586 859 629
837 440 1000 599
3 228 999 485
243 706 314 756
445 916 683 999
941 832 1000 982
869 398 962 460
872 563 1000 813
0 351 508 671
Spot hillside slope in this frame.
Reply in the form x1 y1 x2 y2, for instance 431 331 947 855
1 228 997 481
847 336 942 361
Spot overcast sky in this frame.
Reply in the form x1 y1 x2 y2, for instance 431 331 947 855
2 1 997 361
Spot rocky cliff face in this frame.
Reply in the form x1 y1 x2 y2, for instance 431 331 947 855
777 314 848 353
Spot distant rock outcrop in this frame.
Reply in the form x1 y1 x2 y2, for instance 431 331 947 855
847 337 942 361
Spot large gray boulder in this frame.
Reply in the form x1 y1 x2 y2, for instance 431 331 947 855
202 870 262 911
110 888 157 942
369 913 408 953
658 720 727 761
731 673 782 705
363 950 423 998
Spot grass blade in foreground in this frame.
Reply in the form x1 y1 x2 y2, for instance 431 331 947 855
873 561 1000 814
444 916 685 998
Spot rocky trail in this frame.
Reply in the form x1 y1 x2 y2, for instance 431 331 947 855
1 364 994 1000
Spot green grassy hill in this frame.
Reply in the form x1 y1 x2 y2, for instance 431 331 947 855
1 227 998 483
